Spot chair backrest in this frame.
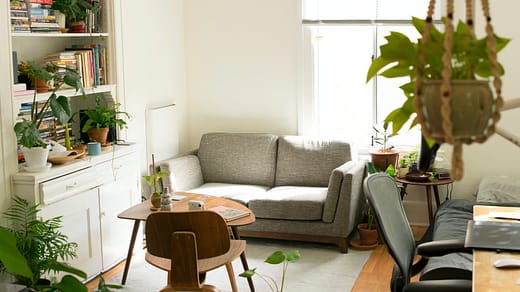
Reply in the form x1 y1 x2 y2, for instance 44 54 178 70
146 211 231 260
363 173 416 283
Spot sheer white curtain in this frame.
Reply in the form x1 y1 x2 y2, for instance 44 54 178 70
300 0 442 150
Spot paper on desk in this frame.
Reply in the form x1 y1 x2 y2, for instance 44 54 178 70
488 211 520 221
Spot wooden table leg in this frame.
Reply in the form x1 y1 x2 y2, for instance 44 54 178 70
399 183 408 200
121 220 140 285
433 185 441 207
425 186 434 224
231 226 255 292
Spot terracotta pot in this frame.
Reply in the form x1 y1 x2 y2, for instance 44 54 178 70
369 149 399 172
72 144 87 159
69 21 86 33
421 80 494 141
357 223 378 246
31 78 49 93
87 127 109 145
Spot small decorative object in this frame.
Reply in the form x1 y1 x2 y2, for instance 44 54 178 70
366 0 510 180
143 154 169 210
240 250 300 292
160 186 171 211
87 142 102 156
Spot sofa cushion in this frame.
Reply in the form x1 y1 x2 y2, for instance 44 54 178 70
160 155 204 191
275 136 352 187
198 133 278 186
248 186 327 221
188 183 270 205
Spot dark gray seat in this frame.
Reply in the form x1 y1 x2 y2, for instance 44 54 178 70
363 173 472 292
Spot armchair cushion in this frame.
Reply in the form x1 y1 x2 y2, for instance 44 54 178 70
160 154 204 191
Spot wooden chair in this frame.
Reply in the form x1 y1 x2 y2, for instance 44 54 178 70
145 211 246 292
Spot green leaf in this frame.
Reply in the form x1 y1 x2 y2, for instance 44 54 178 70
265 251 286 265
0 227 33 282
380 64 413 78
53 275 88 292
366 56 394 83
239 268 257 278
285 250 300 263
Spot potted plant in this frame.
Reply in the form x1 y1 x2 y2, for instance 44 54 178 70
14 61 83 170
143 154 169 209
51 0 99 33
239 250 300 292
0 196 122 291
366 15 510 179
370 124 399 173
81 94 130 145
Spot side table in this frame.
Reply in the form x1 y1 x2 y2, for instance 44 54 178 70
395 177 454 224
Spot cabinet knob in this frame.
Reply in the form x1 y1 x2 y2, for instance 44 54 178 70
66 182 78 189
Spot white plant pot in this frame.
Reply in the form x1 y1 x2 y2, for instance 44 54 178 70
398 167 409 178
55 11 66 29
22 146 50 169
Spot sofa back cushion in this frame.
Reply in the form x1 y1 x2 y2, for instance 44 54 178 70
198 133 278 186
275 136 352 187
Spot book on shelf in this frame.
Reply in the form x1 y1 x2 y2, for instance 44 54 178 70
28 1 59 32
10 0 30 32
14 89 36 96
208 206 251 222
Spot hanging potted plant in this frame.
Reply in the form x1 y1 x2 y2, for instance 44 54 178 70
370 124 399 173
366 4 510 180
14 61 83 170
81 95 130 145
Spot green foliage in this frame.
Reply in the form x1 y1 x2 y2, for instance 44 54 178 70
51 0 99 22
143 171 169 194
239 250 300 292
14 61 83 148
81 95 130 132
366 17 510 135
372 125 395 151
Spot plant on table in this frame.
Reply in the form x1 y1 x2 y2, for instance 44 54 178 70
240 250 300 292
143 154 169 209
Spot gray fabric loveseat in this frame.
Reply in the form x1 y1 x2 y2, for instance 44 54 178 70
159 132 366 252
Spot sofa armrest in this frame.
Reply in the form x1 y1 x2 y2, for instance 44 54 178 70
322 161 366 225
159 154 204 192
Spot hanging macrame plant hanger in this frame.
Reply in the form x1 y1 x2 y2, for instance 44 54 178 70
414 0 504 180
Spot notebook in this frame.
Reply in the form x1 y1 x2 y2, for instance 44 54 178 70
465 220 520 251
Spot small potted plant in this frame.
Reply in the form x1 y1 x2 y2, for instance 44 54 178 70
369 124 399 172
51 0 99 33
14 61 83 170
81 95 130 145
143 154 169 209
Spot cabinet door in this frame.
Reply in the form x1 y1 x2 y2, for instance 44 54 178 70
40 188 102 280
98 155 141 270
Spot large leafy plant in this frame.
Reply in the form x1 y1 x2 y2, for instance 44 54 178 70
51 0 99 23
240 250 300 292
14 61 83 148
366 17 510 135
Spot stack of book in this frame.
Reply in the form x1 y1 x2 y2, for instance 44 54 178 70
10 0 30 33
28 0 59 33
13 83 35 97
44 51 78 89
66 44 108 87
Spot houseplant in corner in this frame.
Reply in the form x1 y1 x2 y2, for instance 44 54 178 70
14 61 82 170
366 11 510 179
81 94 130 145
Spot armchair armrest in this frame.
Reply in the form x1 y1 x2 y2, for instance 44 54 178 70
417 239 472 257
159 154 204 192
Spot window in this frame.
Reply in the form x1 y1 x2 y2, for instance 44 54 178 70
300 0 443 151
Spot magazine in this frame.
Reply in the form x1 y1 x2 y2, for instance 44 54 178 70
209 206 250 221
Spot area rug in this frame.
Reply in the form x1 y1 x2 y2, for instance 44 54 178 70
109 238 372 292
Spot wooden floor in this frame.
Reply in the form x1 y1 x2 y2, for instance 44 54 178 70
86 226 428 292
351 225 428 292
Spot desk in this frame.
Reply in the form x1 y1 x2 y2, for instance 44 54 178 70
473 205 520 291
118 192 256 291
396 177 453 224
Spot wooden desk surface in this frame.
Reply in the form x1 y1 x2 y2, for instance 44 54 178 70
118 192 255 227
395 177 454 186
473 205 520 291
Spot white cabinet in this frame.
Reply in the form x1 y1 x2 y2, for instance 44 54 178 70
11 146 140 280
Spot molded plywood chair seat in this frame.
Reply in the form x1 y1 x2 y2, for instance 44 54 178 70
145 211 246 292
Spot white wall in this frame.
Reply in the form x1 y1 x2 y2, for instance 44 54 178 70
119 0 188 174
184 0 300 148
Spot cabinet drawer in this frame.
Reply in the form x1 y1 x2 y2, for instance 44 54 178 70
40 168 101 205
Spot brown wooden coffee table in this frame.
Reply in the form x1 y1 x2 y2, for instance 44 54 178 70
118 192 256 291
